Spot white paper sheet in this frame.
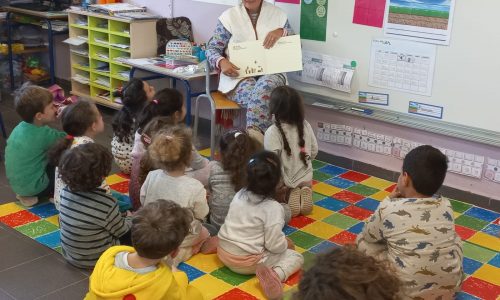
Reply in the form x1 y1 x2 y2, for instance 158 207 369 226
290 50 355 93
368 38 436 96
383 0 456 45
63 37 86 46
228 35 302 78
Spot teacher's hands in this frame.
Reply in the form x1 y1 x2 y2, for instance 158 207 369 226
220 58 240 77
263 28 284 49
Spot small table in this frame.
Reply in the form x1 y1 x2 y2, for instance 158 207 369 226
3 6 68 89
125 58 217 125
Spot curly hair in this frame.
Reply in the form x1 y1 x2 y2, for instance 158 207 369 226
294 245 402 300
137 116 176 186
219 129 253 191
132 199 192 259
48 100 100 166
136 88 184 134
147 125 192 172
58 143 112 192
14 83 53 123
269 86 308 167
246 150 281 200
112 79 149 143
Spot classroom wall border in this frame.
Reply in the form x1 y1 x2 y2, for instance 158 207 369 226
300 90 500 148
316 150 500 213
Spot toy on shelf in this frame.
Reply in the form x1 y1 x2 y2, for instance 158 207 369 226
23 55 48 82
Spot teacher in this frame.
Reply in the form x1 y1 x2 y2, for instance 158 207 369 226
206 0 293 142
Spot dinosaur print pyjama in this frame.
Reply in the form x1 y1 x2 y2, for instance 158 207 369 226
357 196 464 300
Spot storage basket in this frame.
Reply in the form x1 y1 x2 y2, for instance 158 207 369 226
165 39 192 57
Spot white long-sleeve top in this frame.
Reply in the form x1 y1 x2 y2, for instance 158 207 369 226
218 189 288 256
264 120 318 188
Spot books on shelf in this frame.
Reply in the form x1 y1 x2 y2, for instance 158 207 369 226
70 48 89 56
89 3 146 16
72 74 89 84
114 12 160 20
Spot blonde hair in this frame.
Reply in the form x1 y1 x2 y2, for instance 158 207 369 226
147 125 192 172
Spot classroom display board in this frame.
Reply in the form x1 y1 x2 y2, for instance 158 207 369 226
275 0 500 133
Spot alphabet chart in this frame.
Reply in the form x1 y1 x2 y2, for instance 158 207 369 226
369 38 436 96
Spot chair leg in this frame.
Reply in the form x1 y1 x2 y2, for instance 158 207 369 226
193 95 203 141
0 112 7 139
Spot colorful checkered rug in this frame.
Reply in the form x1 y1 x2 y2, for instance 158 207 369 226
0 158 499 300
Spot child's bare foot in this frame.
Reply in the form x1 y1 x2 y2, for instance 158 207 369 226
200 236 219 254
16 195 38 207
300 186 313 215
256 265 283 300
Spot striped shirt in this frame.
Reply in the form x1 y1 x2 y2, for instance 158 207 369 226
59 187 132 268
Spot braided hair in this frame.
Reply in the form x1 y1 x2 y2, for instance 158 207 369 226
269 86 307 167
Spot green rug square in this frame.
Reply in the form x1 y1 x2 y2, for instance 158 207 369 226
449 199 472 213
16 220 59 238
313 171 332 182
455 215 489 231
288 231 323 249
210 266 253 286
323 213 360 229
312 160 327 170
462 241 497 263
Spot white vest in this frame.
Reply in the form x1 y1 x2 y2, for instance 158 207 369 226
218 2 288 93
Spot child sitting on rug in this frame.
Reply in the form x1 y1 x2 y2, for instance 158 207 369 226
59 143 132 269
129 88 209 210
294 245 401 300
111 79 155 174
49 100 105 210
85 199 202 300
218 151 303 300
264 86 318 217
5 84 66 206
140 125 216 266
356 145 463 299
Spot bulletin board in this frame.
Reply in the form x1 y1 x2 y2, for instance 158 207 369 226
276 0 500 133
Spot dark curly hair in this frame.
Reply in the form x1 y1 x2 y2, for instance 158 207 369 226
112 79 149 143
294 245 402 300
246 150 281 200
48 100 100 166
132 199 192 259
59 143 112 192
219 129 253 191
269 86 308 167
136 88 184 134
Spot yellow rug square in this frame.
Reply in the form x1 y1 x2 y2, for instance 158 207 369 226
472 264 500 286
370 190 390 201
238 277 266 300
308 206 334 221
0 202 24 217
467 232 500 252
45 215 59 227
185 253 223 273
191 274 233 299
105 174 127 185
360 177 394 190
312 183 341 196
301 222 343 240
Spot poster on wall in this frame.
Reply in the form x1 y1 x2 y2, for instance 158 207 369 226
383 0 455 45
192 0 275 5
353 0 386 28
300 0 328 41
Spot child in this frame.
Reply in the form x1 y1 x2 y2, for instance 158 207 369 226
293 245 401 300
85 199 203 300
264 86 318 217
111 79 155 174
129 88 209 210
58 143 132 269
49 100 105 210
208 129 253 232
356 145 463 299
5 84 66 206
140 126 215 266
218 151 304 300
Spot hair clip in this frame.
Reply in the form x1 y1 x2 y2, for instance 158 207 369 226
142 134 152 145
152 99 159 104
65 134 74 140
234 131 242 138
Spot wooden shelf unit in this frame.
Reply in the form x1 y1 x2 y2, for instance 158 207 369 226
67 10 157 108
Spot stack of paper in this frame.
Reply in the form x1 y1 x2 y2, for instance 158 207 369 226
89 3 146 16
72 74 89 84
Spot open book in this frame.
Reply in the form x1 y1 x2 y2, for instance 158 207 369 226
228 35 302 78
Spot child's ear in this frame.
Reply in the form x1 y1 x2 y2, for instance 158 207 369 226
402 172 411 188
34 111 44 121
170 248 180 258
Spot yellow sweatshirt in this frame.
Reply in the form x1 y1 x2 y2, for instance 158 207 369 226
85 246 203 300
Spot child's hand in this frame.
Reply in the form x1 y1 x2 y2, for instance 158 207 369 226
389 187 402 199
126 210 133 217
286 237 295 250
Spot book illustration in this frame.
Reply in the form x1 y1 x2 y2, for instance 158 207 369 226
244 60 264 76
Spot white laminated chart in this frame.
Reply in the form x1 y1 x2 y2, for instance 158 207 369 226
369 38 436 96
292 50 355 93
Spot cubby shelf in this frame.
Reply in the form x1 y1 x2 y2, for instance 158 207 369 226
68 10 157 108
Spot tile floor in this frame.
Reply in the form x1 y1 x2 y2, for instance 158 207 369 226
0 93 499 299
